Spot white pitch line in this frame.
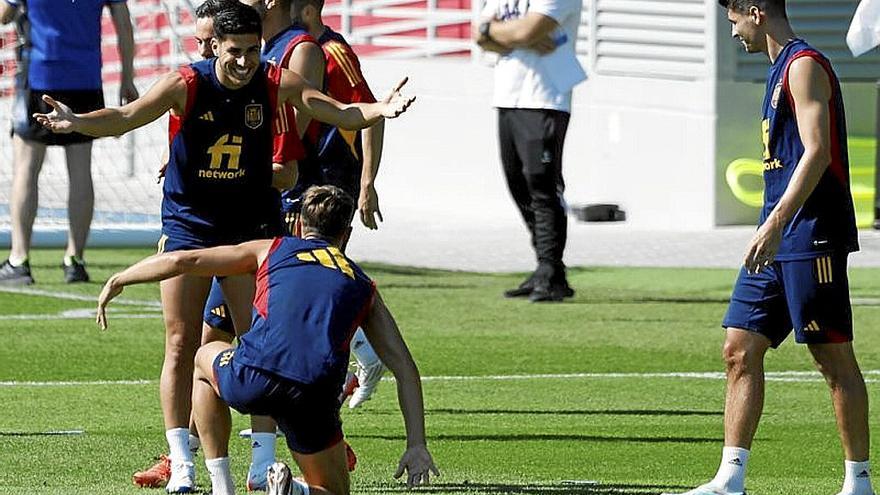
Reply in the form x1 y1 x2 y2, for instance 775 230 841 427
4 371 880 387
0 313 159 321
0 285 160 308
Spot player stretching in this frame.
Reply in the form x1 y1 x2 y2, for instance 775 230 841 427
35 4 413 493
667 2 872 495
96 185 439 495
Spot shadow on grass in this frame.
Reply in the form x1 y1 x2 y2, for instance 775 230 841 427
425 409 722 417
349 433 720 444
355 409 721 418
359 481 690 494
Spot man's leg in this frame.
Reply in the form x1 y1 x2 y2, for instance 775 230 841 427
722 328 771 450
193 341 236 495
220 274 278 490
294 441 351 495
62 142 94 282
2 135 46 284
160 274 213 493
63 142 93 260
517 110 570 302
809 342 874 495
664 328 771 495
498 109 540 297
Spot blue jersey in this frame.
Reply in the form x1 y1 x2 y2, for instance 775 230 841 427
282 28 374 213
9 0 122 90
236 237 375 387
163 59 281 246
761 40 858 260
262 24 314 66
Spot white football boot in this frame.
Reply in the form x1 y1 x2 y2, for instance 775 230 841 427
165 459 195 494
266 462 307 495
348 360 386 409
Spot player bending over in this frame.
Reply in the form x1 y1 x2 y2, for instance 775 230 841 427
96 186 438 495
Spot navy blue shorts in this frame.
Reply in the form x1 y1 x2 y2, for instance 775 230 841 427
722 254 853 348
157 234 213 254
203 278 235 335
13 88 104 145
213 349 344 454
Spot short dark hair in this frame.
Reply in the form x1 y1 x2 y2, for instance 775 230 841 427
299 186 355 240
292 0 324 15
195 0 238 19
212 3 263 39
718 0 787 18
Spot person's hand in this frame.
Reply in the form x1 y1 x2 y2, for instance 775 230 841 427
381 78 416 119
530 35 557 54
33 95 77 134
96 274 125 330
394 445 439 488
743 216 783 274
119 79 140 106
358 184 383 230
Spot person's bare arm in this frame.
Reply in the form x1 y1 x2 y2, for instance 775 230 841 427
743 57 833 273
487 12 558 48
96 240 274 329
359 118 384 229
109 2 139 105
361 292 439 487
278 70 414 131
34 71 186 136
288 42 325 90
272 160 298 190
0 1 18 24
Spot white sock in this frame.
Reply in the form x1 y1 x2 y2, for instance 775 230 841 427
189 433 201 454
8 255 26 267
251 432 276 469
205 457 235 495
166 428 193 464
350 328 379 366
710 446 749 493
843 460 872 494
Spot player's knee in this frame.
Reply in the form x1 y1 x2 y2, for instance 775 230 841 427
164 327 201 362
810 346 862 387
721 339 756 375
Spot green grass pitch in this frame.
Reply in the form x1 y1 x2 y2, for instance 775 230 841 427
2 248 880 494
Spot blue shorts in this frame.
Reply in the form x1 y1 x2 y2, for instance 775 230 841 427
157 234 212 254
203 278 235 335
722 254 853 348
213 350 344 454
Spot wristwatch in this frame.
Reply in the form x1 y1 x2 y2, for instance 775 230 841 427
479 20 492 41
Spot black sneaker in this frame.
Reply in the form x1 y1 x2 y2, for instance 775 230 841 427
529 281 575 303
62 258 89 283
0 259 35 285
504 274 537 298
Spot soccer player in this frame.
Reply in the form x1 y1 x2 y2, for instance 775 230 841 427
287 0 390 408
95 185 439 495
666 2 873 495
35 4 414 493
207 0 389 412
134 0 263 488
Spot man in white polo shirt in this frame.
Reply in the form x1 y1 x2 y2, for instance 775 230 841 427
473 0 586 302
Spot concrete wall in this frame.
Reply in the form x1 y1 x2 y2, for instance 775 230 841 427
361 58 719 230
